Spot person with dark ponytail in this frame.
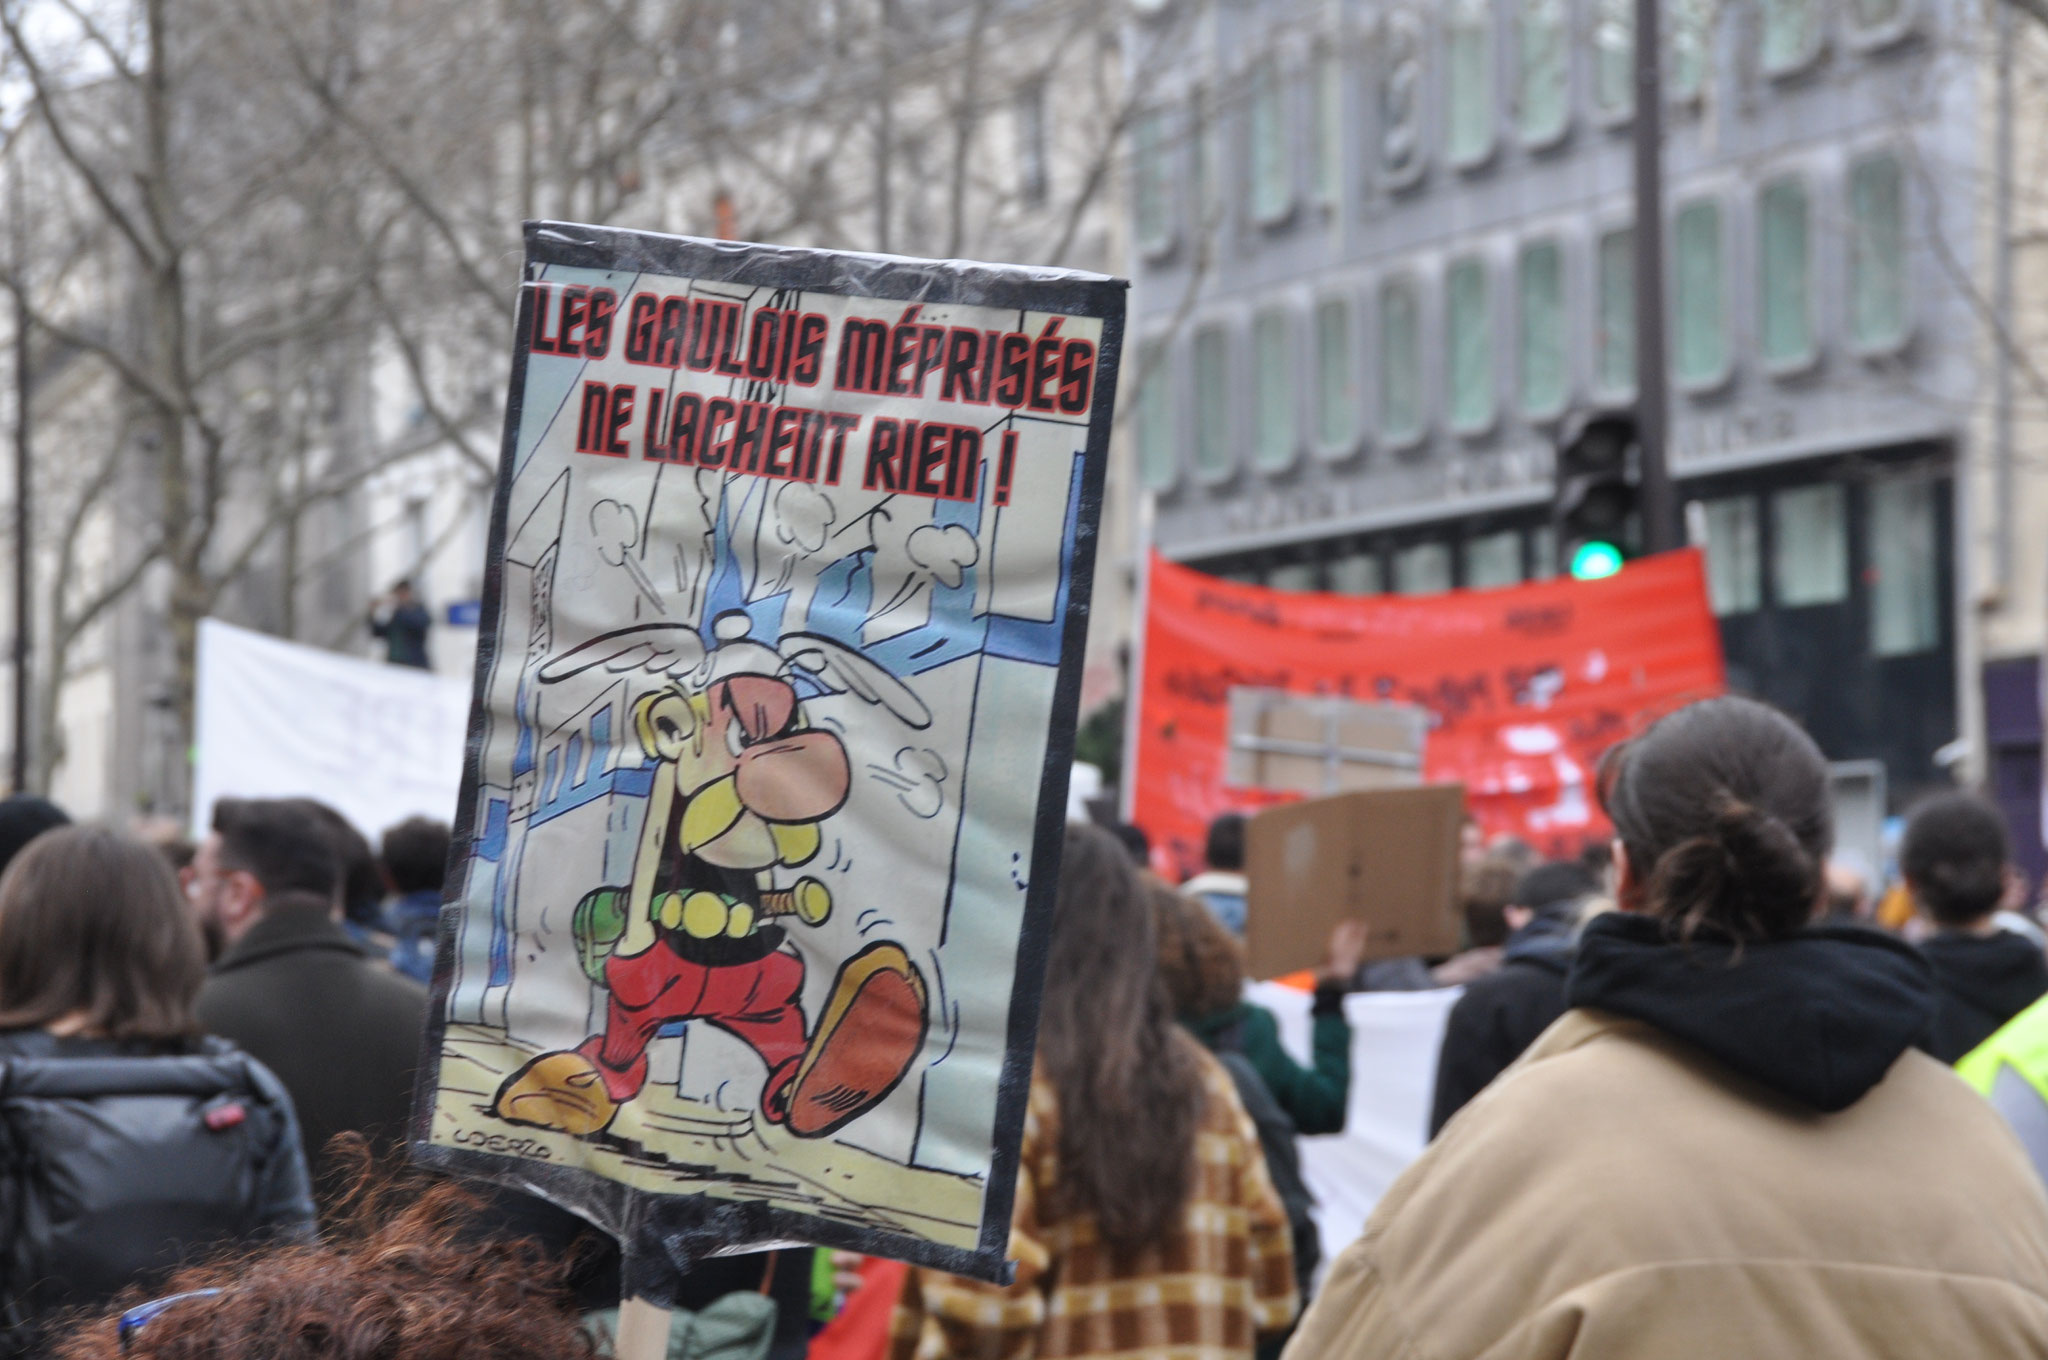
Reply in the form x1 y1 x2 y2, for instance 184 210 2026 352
1288 697 2048 1359
890 823 1297 1360
1901 791 2048 1062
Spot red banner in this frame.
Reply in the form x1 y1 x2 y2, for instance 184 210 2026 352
1131 549 1726 879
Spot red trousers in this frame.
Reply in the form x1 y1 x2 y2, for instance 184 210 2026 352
578 944 808 1109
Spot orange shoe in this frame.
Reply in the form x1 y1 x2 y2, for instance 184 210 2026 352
492 1050 621 1135
775 943 927 1138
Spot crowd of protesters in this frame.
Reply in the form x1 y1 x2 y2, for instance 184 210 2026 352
8 691 2048 1355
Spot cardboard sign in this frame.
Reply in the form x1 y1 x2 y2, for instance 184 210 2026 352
1225 689 1427 795
411 222 1124 1289
1243 785 1465 981
1133 550 1725 880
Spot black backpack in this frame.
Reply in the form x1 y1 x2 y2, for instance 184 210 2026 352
0 1033 316 1356
1214 1049 1320 1298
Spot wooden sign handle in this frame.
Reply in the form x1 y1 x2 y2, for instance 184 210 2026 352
614 1295 673 1360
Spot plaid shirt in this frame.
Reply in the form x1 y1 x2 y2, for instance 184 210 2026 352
890 1047 1298 1360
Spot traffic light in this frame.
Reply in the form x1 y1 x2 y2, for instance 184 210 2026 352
1553 412 1640 580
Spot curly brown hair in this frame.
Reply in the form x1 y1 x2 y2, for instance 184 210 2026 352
52 1164 600 1360
1150 881 1246 1019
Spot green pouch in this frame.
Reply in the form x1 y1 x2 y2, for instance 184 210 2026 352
586 1254 780 1360
679 1291 778 1360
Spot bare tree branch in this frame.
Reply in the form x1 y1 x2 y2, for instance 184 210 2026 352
0 3 164 269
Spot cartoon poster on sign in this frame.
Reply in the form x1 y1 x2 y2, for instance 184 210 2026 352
412 224 1122 1286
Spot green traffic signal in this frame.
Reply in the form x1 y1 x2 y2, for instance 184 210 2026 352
1569 541 1626 580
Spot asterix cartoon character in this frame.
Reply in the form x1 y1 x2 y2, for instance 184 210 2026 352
492 612 930 1139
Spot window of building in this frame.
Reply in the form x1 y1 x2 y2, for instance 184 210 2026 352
404 497 429 565
1669 0 1710 100
1016 82 1049 207
1447 256 1493 432
1850 0 1910 39
1191 88 1221 230
1313 48 1343 204
1760 0 1820 74
1699 496 1761 615
1395 541 1453 595
1529 524 1558 579
1315 296 1358 449
1517 0 1569 144
1772 484 1848 607
1133 110 1174 254
1382 9 1425 181
1849 153 1908 352
1330 551 1383 594
1249 58 1291 223
1595 226 1636 396
1518 238 1566 417
1446 0 1495 167
1592 0 1633 118
1465 529 1522 588
1136 340 1176 489
1673 199 1727 386
1868 477 1939 656
1380 275 1423 444
1253 308 1297 470
1193 326 1232 479
1759 176 1813 368
1269 562 1319 592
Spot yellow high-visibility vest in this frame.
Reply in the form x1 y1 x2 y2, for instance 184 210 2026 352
1957 996 2048 1182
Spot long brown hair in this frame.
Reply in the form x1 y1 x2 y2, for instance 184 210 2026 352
0 825 207 1041
1037 823 1206 1255
1150 882 1245 1018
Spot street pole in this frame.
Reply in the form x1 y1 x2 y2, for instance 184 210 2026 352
1994 0 2016 597
9 165 28 794
1633 0 1677 553
874 0 894 254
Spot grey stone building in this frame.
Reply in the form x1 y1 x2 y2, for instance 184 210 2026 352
1126 0 1994 818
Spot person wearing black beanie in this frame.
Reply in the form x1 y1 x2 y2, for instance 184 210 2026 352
0 795 69 878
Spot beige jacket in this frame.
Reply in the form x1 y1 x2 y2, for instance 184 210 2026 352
1288 1009 2048 1360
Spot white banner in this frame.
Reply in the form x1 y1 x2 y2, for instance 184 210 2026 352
191 617 471 841
1246 981 1462 1274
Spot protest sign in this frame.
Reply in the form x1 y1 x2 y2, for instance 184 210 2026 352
1242 785 1465 981
191 617 469 841
1133 549 1725 879
412 223 1123 1289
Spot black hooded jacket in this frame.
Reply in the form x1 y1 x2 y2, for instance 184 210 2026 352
1919 929 2048 1063
1430 915 1576 1137
1565 912 1937 1112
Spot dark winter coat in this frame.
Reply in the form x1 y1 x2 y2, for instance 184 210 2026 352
1186 986 1351 1135
372 601 433 668
1920 928 2048 1063
0 1030 316 1356
1430 915 1575 1137
1214 1049 1320 1303
197 894 429 1180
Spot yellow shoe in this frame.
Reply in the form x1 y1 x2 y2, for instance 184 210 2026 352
492 1050 620 1136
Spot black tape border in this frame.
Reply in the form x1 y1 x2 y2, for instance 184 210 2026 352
409 221 1126 1294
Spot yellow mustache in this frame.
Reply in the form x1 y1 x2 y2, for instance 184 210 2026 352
678 774 745 853
678 775 826 866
